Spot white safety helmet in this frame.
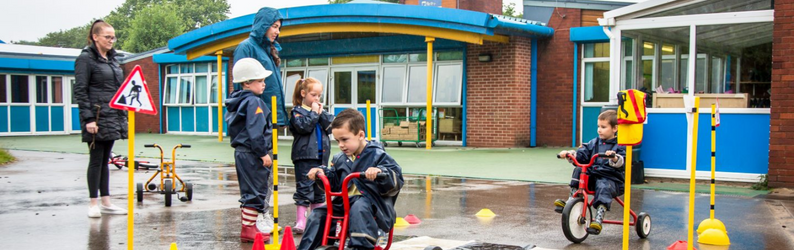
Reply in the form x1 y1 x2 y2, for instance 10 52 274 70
232 58 272 83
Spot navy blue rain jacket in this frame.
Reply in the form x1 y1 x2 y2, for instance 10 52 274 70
289 107 334 164
225 90 273 157
575 137 627 184
233 7 288 126
317 141 404 231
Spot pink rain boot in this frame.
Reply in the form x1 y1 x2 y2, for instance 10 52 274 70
293 205 309 234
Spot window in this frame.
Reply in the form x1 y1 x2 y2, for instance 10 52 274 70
209 73 227 103
711 56 723 93
308 58 329 66
195 76 208 104
164 77 178 104
51 77 63 103
409 53 427 62
11 75 29 103
584 62 610 102
334 71 352 104
165 62 227 105
0 74 6 103
70 78 77 104
307 69 328 103
286 59 306 68
406 66 427 103
437 51 463 61
434 64 462 104
383 54 408 63
584 43 610 58
381 66 406 104
357 70 376 104
622 40 634 90
285 71 305 106
36 76 48 103
178 77 193 104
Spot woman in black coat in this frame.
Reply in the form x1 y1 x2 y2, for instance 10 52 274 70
73 20 128 218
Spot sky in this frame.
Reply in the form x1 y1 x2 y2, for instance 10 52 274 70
0 0 634 43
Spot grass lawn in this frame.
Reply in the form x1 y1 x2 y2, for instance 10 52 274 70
0 149 14 165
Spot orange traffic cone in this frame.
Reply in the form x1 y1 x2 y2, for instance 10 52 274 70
404 214 422 224
252 232 266 250
280 226 296 250
667 241 696 250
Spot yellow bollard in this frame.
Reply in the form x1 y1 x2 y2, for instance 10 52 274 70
127 111 135 250
622 145 632 250
216 50 224 142
696 104 730 245
366 99 371 141
687 97 700 250
266 96 281 250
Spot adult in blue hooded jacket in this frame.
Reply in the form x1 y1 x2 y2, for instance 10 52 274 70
234 7 289 126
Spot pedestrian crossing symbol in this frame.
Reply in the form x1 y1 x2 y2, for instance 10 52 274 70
109 65 157 115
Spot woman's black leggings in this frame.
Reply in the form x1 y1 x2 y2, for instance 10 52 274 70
87 140 114 198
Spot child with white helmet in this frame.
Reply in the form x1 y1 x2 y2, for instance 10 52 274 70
225 57 275 243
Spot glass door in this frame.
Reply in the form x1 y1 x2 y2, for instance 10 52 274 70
331 67 378 137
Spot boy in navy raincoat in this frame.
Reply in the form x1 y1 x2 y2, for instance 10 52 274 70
300 109 404 250
555 110 626 235
225 58 274 243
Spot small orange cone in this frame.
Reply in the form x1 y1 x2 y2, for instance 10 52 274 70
280 226 296 250
252 232 266 250
404 214 422 224
667 241 696 250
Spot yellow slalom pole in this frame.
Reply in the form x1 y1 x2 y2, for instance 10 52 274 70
366 99 372 141
688 97 700 250
266 96 280 250
710 104 716 220
127 111 135 250
622 145 632 250
216 51 224 142
425 36 434 150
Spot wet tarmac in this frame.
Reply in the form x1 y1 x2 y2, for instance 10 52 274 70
1 150 793 249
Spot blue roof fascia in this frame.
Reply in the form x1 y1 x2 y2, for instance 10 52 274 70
0 57 74 73
169 4 553 55
280 35 465 59
169 14 255 54
569 26 609 43
152 53 228 64
493 16 554 37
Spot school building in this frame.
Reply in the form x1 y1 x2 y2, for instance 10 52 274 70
3 0 793 187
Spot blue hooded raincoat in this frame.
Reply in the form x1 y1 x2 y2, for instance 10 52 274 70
234 7 289 126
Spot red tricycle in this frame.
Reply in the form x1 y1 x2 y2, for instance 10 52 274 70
108 152 157 170
557 153 652 243
314 171 394 250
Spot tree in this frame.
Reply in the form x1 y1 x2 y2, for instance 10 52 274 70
34 23 92 48
124 3 186 53
106 0 230 50
503 2 523 18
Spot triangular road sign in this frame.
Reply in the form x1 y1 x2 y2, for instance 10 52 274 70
109 65 157 115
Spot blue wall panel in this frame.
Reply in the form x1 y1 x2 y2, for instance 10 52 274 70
71 107 81 131
356 107 378 138
640 113 769 174
581 107 601 145
167 107 180 132
51 106 64 132
181 107 195 132
0 106 7 132
195 107 210 132
212 107 227 134
35 106 49 132
10 106 30 132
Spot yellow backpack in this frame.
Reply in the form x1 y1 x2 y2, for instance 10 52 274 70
617 90 647 146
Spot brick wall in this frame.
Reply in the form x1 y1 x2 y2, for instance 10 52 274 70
535 8 581 147
121 57 161 134
770 0 794 187
466 36 532 147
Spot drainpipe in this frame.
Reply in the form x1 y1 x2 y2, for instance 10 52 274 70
530 38 538 147
462 46 468 147
572 42 578 147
